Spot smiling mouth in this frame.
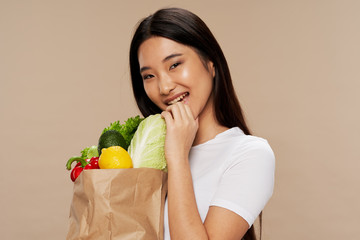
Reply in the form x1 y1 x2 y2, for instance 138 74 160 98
167 92 189 105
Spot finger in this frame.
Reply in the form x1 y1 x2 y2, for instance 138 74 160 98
183 104 198 130
183 103 194 119
176 102 188 119
166 103 183 121
161 110 174 126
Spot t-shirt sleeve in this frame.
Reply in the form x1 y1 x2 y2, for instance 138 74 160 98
210 138 275 227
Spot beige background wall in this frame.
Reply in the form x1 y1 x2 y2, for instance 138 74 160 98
1 0 359 239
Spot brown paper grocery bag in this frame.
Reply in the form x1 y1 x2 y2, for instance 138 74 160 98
66 168 168 240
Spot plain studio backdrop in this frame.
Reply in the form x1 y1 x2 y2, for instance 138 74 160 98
0 0 359 239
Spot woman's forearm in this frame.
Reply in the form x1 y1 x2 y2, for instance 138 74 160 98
167 158 209 240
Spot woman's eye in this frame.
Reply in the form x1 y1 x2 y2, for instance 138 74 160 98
170 62 181 70
143 74 154 80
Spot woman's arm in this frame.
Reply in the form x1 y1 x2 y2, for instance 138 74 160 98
167 156 208 239
167 157 249 240
161 102 249 240
204 206 249 239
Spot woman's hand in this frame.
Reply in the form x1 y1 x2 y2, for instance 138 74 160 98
161 102 206 239
161 102 249 240
161 102 198 166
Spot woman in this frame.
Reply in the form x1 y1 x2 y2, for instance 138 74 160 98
129 8 275 240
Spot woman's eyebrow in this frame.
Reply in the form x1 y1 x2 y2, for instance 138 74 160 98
140 66 150 73
162 53 183 62
140 53 183 73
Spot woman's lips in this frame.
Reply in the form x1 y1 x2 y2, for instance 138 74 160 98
166 92 189 105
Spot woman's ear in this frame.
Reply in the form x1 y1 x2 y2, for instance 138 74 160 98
208 61 215 78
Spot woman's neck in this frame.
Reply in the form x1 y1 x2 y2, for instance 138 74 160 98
192 105 229 146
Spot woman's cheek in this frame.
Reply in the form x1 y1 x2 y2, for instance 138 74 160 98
144 83 163 109
180 67 190 80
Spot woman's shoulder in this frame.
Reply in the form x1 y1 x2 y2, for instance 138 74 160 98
222 127 275 166
193 127 275 159
217 127 272 147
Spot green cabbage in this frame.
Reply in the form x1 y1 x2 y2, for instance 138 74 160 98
128 114 167 172
81 145 99 159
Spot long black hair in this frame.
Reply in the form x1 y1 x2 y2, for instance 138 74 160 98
129 7 251 135
129 8 260 239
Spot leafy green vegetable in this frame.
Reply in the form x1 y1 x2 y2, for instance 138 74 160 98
102 115 144 149
77 116 143 161
81 145 99 159
128 114 167 172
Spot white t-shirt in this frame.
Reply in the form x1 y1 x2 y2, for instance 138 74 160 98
163 127 275 239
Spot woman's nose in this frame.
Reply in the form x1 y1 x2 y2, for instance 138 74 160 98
158 75 175 95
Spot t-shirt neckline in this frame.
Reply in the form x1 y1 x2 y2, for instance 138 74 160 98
192 127 244 149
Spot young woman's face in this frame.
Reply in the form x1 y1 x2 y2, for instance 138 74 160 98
138 37 215 119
